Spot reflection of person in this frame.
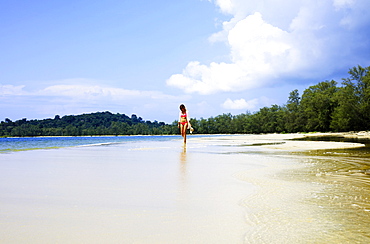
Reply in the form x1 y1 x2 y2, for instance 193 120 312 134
179 145 187 191
178 104 192 144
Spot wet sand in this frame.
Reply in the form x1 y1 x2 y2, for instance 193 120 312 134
192 133 369 243
0 133 369 243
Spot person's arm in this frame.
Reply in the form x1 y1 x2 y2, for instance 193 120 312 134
187 110 191 128
178 111 181 127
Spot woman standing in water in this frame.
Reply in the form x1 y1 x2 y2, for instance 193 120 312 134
178 104 192 144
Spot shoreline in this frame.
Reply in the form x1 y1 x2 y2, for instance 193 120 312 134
0 134 176 139
303 131 370 140
194 133 369 242
1 133 369 243
1 131 370 139
193 132 367 151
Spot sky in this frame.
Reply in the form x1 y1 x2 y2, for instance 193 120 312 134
1 0 370 123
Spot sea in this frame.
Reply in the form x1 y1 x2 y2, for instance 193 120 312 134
0 135 205 153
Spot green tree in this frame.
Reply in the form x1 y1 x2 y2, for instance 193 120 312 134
331 65 370 131
300 80 338 132
252 105 285 133
284 89 304 132
214 114 233 133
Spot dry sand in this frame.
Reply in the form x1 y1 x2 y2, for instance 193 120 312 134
194 132 366 151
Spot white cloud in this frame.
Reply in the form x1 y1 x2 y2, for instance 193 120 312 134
222 98 258 110
167 0 370 95
333 0 355 9
166 61 252 94
213 0 234 15
0 82 189 123
0 85 26 95
38 84 178 101
1 82 182 109
40 85 140 99
228 13 291 72
167 12 293 94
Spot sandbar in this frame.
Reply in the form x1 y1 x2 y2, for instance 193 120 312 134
193 132 366 151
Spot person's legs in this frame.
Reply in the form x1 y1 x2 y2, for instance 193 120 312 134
183 126 187 143
180 123 187 143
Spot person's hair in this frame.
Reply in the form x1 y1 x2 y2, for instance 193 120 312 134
179 104 186 113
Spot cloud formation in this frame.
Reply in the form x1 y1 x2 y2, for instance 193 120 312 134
167 0 370 94
222 98 258 110
0 83 176 101
0 82 185 121
0 85 26 96
41 85 148 100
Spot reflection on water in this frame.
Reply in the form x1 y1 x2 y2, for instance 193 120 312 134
177 145 188 203
287 137 370 242
179 145 187 184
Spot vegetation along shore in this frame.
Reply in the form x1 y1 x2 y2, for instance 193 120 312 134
1 65 369 137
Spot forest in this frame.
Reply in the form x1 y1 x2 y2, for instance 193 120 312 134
1 65 369 137
0 112 175 137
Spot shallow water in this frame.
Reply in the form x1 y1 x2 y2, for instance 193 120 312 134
205 135 370 243
0 135 180 152
0 135 369 243
0 137 252 243
302 158 369 242
0 135 227 154
278 137 370 243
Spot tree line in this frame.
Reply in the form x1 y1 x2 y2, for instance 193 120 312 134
0 112 177 137
1 65 369 137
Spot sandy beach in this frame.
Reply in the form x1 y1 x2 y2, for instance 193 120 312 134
200 132 367 151
0 133 369 243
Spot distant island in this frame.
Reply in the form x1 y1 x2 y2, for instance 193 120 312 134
0 112 175 137
1 65 369 137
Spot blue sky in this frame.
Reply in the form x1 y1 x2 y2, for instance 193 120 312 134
1 0 370 123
